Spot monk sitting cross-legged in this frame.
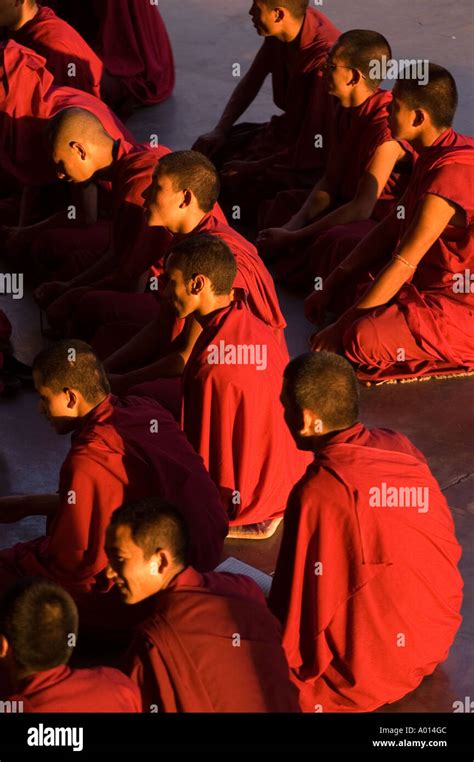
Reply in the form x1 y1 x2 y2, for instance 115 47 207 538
257 30 413 295
164 234 311 537
100 151 286 415
193 1 340 224
269 352 463 712
0 578 141 711
311 64 474 381
105 497 300 712
0 340 228 641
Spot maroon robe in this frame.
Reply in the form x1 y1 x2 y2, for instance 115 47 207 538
268 89 413 292
269 423 463 712
4 4 103 97
0 395 228 620
182 301 311 525
126 566 300 712
7 665 141 712
215 9 339 189
343 129 474 380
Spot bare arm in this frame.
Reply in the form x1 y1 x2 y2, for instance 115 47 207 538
0 495 60 524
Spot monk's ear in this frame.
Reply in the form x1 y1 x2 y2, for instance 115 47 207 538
180 189 193 209
70 141 87 161
0 635 9 659
413 109 425 128
274 8 285 22
64 388 77 409
300 409 324 437
190 274 206 295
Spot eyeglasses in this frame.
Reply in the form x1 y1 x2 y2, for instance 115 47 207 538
321 58 366 79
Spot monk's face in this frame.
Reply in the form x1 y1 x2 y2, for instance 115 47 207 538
0 0 22 29
33 374 81 434
249 1 282 37
390 90 418 141
145 170 186 231
323 46 356 100
164 263 201 318
105 524 167 604
52 139 96 184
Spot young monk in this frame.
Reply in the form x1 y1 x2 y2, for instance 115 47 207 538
0 41 133 277
106 497 300 712
0 0 102 96
34 107 172 330
0 578 141 711
165 235 311 537
310 64 474 381
51 0 174 113
269 352 463 712
193 1 339 218
257 30 413 293
0 341 228 635
99 151 286 407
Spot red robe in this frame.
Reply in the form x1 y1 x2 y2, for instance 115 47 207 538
182 302 311 525
126 566 300 712
50 0 174 106
344 129 474 380
0 395 228 603
269 423 463 712
7 665 141 712
4 4 103 97
269 89 413 291
73 210 287 374
216 9 339 189
45 140 173 328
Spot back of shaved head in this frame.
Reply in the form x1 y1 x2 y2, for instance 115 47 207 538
48 107 112 149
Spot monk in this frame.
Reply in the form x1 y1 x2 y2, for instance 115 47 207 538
0 42 134 279
105 497 300 712
269 351 463 712
34 108 172 331
0 0 103 96
99 151 286 406
51 0 174 114
257 30 413 296
310 64 474 381
193 1 339 220
0 578 141 710
0 341 228 637
165 235 310 536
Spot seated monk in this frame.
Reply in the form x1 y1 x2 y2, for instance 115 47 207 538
0 578 141 710
106 497 300 712
0 0 102 96
97 151 286 409
34 107 172 332
310 64 474 381
257 30 413 295
51 0 174 115
192 1 339 223
269 352 463 712
0 340 228 639
165 234 311 537
0 41 133 279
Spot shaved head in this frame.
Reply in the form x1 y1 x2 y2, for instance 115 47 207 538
334 30 392 90
261 0 308 18
394 63 458 128
48 107 112 150
33 339 110 404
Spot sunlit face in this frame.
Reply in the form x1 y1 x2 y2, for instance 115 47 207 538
389 91 418 140
0 0 21 29
33 372 79 435
249 0 281 37
144 171 184 230
105 524 164 605
164 263 199 319
323 46 355 99
52 141 96 184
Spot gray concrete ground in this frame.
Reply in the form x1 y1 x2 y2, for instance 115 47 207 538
0 0 473 712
